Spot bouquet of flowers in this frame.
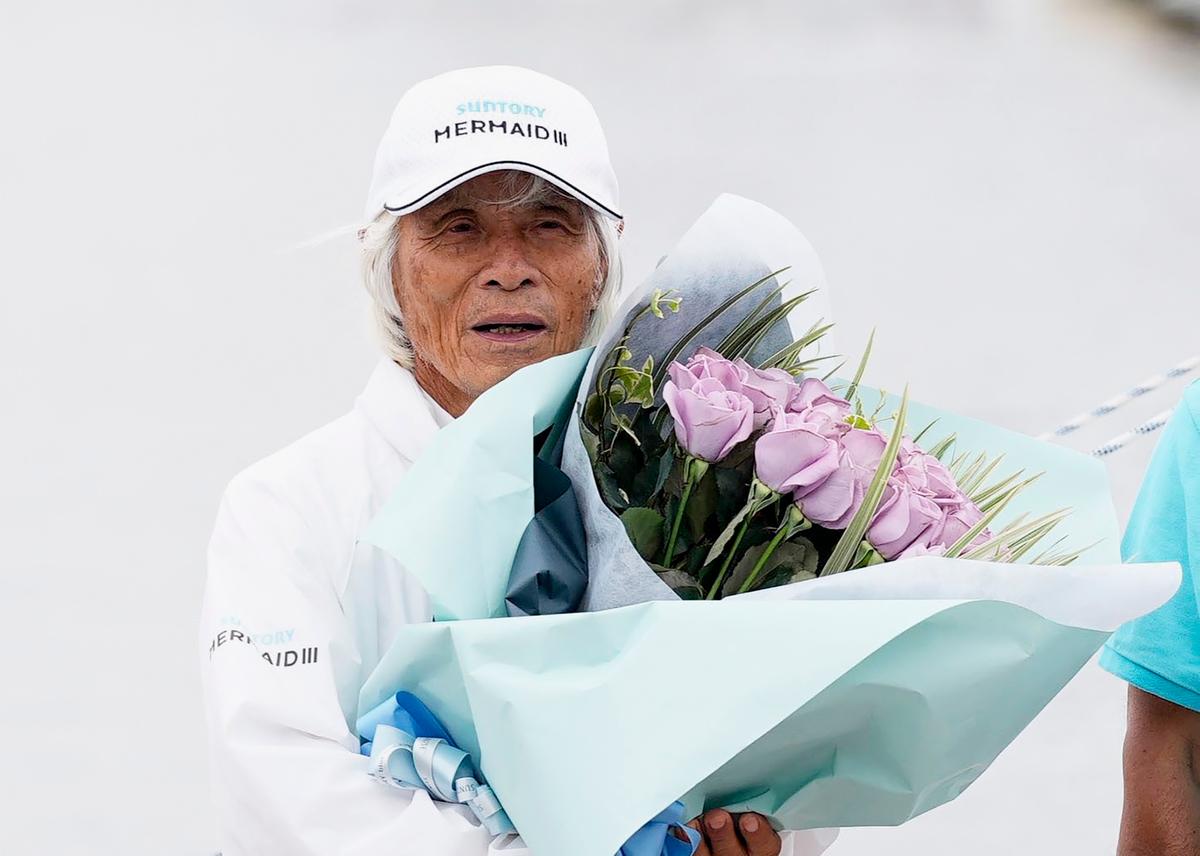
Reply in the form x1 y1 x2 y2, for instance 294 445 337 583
356 195 1177 856
581 286 1085 605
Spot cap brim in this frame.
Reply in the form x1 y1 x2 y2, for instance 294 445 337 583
381 160 623 222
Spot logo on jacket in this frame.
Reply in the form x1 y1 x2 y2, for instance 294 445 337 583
207 625 320 668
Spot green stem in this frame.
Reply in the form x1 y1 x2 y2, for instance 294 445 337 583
738 505 809 594
737 526 790 596
703 478 778 599
704 516 750 599
662 457 706 565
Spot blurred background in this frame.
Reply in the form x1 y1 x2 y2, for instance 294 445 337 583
3 0 1199 853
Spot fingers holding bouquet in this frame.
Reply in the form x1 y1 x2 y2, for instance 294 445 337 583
682 810 782 856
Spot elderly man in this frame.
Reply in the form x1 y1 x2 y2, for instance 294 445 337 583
200 66 784 856
1101 382 1200 855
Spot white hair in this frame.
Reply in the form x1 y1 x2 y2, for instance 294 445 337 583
360 172 622 369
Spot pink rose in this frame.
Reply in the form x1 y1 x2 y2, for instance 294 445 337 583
787 378 853 437
794 428 887 528
663 362 755 463
733 358 797 428
935 494 992 550
790 377 851 415
867 479 944 560
754 407 840 494
896 541 948 560
675 346 748 391
896 438 960 503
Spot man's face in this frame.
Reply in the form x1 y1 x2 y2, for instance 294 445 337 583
392 172 603 412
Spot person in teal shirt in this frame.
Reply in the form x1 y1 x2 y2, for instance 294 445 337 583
1100 380 1200 855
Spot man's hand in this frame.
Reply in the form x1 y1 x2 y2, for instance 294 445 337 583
1119 685 1200 856
684 809 781 856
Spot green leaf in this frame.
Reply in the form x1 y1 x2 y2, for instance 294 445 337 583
700 494 758 566
715 283 790 355
595 464 629 510
927 434 957 462
659 492 697 563
961 508 1072 562
821 386 910 575
621 507 665 560
756 320 836 371
912 418 940 445
703 479 777 566
608 429 642 478
958 454 1005 497
611 412 641 447
1028 535 1069 565
726 286 822 359
820 359 848 383
631 448 674 505
730 291 813 360
583 393 605 432
579 424 601 463
652 450 674 496
608 364 655 409
944 485 1024 558
713 464 751 519
719 436 757 470
844 329 875 403
652 268 789 387
722 538 818 597
952 452 987 483
704 501 753 567
789 353 841 375
869 391 891 424
971 469 1023 507
685 467 718 540
648 289 682 320
653 566 703 599
853 541 886 568
979 472 1042 514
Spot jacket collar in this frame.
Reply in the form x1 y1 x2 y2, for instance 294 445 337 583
354 359 452 465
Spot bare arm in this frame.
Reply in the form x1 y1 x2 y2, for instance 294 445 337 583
1119 685 1200 855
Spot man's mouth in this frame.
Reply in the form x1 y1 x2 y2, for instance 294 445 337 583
471 316 548 343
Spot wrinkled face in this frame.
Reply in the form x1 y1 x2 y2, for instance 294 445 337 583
392 172 604 413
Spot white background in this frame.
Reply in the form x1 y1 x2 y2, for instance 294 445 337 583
3 1 1199 853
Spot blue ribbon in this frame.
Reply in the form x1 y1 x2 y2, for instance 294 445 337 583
358 692 515 837
358 692 699 855
620 801 701 856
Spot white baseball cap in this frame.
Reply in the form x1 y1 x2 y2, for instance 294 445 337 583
365 65 622 224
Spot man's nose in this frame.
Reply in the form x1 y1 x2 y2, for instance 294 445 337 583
480 234 539 291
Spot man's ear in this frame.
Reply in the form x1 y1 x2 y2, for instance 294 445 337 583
592 254 608 302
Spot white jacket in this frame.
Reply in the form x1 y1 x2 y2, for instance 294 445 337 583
199 358 835 856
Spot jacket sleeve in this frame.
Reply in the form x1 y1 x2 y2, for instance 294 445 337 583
199 470 529 856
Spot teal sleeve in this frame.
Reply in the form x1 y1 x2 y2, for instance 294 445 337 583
1100 382 1200 712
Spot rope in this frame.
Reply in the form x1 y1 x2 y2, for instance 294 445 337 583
1091 408 1176 458
1037 355 1199 441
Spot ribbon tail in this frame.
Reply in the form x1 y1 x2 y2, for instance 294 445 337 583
619 801 700 856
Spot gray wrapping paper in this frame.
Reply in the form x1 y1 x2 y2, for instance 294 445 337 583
565 194 836 611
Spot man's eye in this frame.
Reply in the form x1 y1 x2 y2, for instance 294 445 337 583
446 221 476 234
537 220 566 231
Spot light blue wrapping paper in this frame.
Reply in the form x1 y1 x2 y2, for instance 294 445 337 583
358 195 1179 855
360 348 592 621
358 596 1147 856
